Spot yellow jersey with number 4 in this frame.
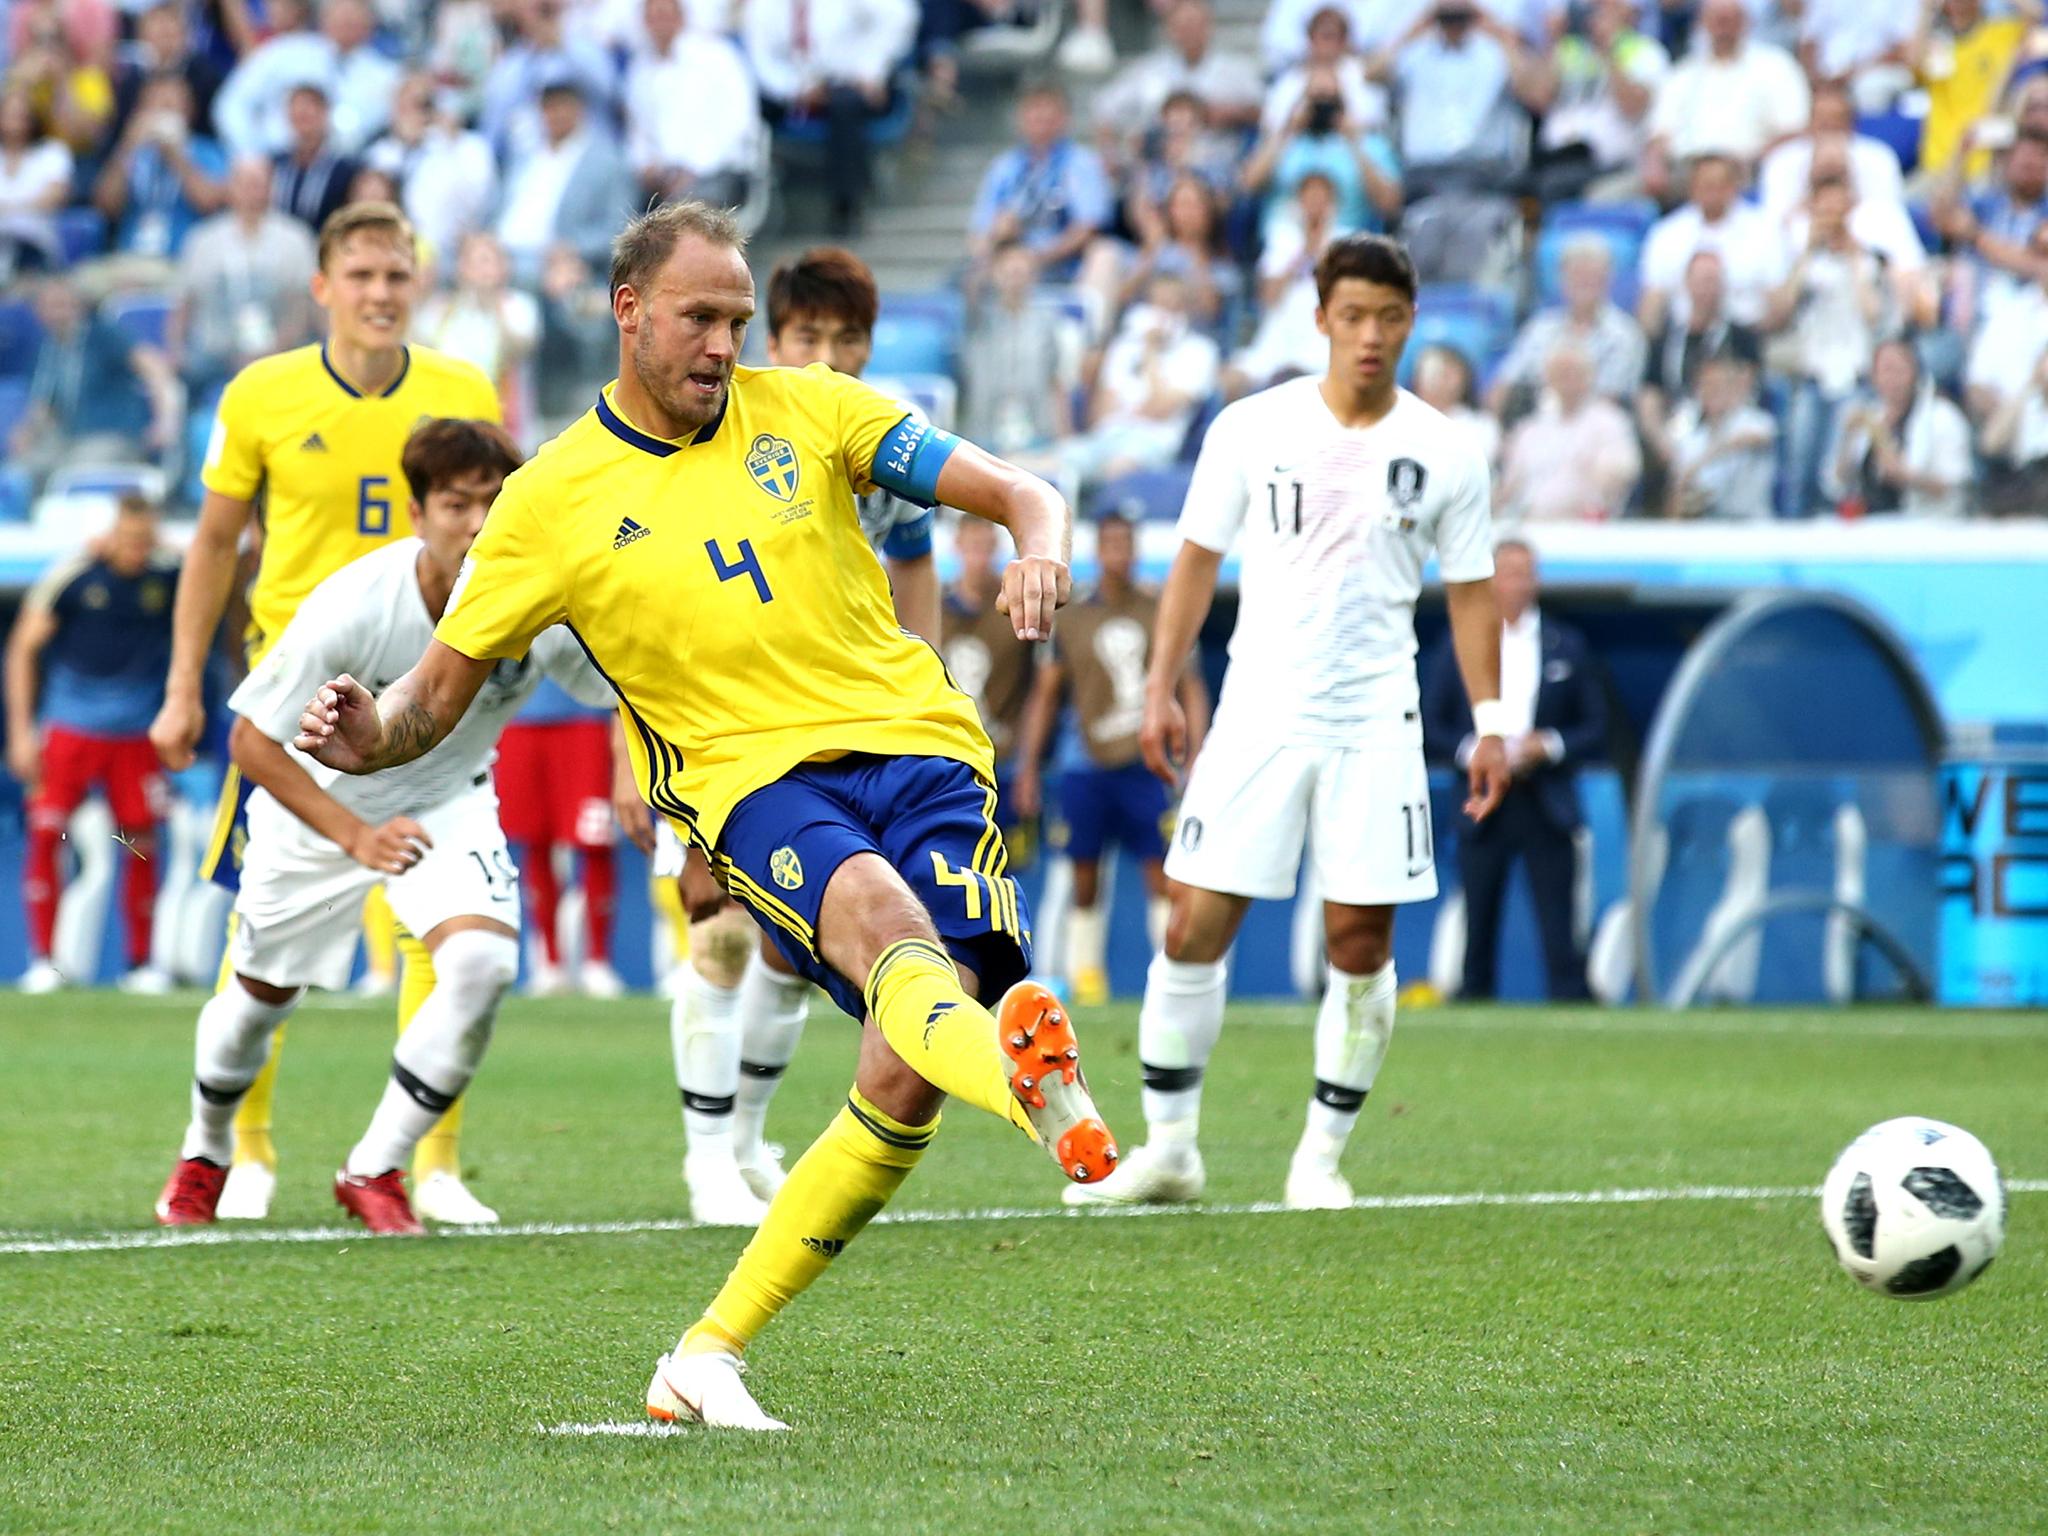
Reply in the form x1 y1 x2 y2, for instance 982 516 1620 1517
435 363 992 850
201 342 500 654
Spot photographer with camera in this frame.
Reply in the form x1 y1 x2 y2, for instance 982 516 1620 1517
92 70 227 262
1241 58 1402 245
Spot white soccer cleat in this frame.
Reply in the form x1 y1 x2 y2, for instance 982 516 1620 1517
1060 1141 1204 1207
216 1160 276 1220
684 1152 771 1226
412 1169 500 1225
527 963 571 998
735 1143 788 1204
117 965 175 996
578 960 626 1000
1283 1157 1356 1212
19 960 64 994
647 1350 790 1431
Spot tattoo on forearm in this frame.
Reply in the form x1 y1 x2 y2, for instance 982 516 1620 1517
374 700 439 769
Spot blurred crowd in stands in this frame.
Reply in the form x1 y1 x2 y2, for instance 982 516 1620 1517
5 0 2048 527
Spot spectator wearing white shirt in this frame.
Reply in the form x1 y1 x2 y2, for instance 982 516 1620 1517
624 0 759 210
1096 0 1265 156
415 231 542 442
1963 222 2048 425
479 0 621 166
1498 341 1642 521
1758 83 1908 221
307 0 400 154
1490 236 1647 414
1064 272 1220 491
212 0 400 159
1370 1 1547 198
365 72 499 267
1829 338 1974 518
1777 135 1933 327
1413 341 1500 467
1523 0 1668 202
1263 6 1389 141
1799 0 1916 112
1638 153 1787 333
744 0 918 235
175 157 320 401
0 83 75 273
1664 351 1777 519
1224 170 1345 397
494 79 636 284
1977 338 2048 512
1644 0 1808 201
1764 172 1893 516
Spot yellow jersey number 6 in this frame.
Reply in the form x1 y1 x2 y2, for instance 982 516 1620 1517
357 475 391 536
706 538 773 603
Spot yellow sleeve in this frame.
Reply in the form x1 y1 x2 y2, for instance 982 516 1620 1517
460 365 503 425
433 482 570 661
812 364 915 495
200 368 267 501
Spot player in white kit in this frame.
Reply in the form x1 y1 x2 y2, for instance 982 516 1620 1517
1066 234 1513 1213
617 248 947 1226
153 419 614 1234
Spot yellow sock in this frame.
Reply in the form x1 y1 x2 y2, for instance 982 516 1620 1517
864 938 1032 1137
394 935 465 1181
683 1089 936 1356
361 886 398 988
221 927 280 1169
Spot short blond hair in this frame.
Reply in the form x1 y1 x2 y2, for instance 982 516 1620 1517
317 199 416 271
609 199 746 298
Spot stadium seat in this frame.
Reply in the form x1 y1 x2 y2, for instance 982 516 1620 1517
873 291 965 377
103 293 174 351
1085 463 1194 523
0 296 40 377
1533 201 1658 315
1399 284 1517 388
56 207 107 266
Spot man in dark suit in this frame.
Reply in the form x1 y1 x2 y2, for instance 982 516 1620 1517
1424 538 1608 1000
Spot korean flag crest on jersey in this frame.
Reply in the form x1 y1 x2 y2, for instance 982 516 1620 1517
1387 457 1427 509
746 433 801 502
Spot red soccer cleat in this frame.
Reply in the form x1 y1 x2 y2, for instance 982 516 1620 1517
155 1157 228 1226
333 1168 425 1235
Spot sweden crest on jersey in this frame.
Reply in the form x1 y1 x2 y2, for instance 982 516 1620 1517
746 433 801 501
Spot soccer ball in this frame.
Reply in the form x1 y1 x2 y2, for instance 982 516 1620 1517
1820 1117 2006 1300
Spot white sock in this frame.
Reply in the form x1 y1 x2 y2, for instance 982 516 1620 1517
673 964 743 1154
1298 960 1397 1166
1138 952 1228 1146
347 931 516 1177
1067 903 1107 983
182 982 302 1163
732 953 809 1163
1146 894 1170 952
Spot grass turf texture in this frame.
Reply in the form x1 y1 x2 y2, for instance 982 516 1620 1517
2 995 2043 1535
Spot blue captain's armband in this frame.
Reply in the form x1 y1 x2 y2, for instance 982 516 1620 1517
870 414 960 508
880 507 935 560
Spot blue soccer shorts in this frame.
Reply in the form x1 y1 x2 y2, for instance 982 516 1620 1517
1050 760 1171 865
715 753 1032 1021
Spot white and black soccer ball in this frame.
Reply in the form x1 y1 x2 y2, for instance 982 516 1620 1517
1821 1117 2006 1301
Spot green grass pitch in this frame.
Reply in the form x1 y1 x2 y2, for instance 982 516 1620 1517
1 993 2043 1535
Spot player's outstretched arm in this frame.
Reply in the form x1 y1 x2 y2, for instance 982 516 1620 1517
1141 540 1223 788
932 442 1072 641
151 488 254 770
229 716 431 876
1444 576 1511 823
3 598 56 792
294 641 494 775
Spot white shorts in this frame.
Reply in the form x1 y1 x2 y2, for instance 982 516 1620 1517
230 785 521 991
1163 726 1437 907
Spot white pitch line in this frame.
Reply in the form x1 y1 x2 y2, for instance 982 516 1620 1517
2 1180 2041 1259
538 1421 692 1439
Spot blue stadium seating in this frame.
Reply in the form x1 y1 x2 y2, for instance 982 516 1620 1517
1085 463 1195 523
103 293 173 351
56 207 106 266
1399 283 1517 388
872 290 964 376
1533 201 1658 315
0 297 39 377
0 379 31 469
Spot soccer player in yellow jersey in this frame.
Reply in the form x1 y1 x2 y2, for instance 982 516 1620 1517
147 201 502 1226
295 200 1118 1430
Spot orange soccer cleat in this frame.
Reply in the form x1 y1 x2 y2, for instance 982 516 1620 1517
996 981 1119 1183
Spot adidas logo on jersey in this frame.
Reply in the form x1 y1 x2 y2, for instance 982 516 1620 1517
299 432 328 452
613 516 650 550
